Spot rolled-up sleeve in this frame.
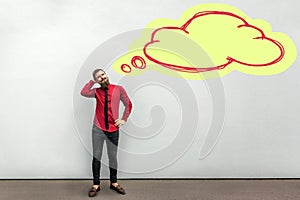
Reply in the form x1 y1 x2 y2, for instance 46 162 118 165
81 80 96 97
119 86 132 121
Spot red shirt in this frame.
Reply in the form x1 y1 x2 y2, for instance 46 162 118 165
81 80 132 132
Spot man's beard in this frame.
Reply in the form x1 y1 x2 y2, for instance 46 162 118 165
100 78 110 88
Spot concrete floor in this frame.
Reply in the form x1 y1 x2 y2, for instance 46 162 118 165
0 179 300 200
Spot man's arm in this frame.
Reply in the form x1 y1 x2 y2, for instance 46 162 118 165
115 86 132 127
80 80 96 97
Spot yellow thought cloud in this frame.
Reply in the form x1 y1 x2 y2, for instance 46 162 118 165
112 3 297 80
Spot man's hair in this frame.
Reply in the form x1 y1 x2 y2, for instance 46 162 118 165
92 69 106 80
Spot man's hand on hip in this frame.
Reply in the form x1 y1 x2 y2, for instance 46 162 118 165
114 119 125 127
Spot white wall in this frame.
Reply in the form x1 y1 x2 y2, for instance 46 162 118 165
0 0 299 178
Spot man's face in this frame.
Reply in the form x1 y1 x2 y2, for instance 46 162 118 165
94 70 109 85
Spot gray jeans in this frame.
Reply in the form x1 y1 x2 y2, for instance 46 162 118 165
92 124 119 185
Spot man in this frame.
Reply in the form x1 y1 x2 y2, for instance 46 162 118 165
81 69 132 197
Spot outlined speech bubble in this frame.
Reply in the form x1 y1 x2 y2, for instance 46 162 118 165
112 3 297 80
73 3 296 174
